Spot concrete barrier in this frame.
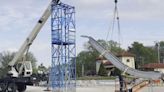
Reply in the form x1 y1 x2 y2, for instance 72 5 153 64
76 80 116 87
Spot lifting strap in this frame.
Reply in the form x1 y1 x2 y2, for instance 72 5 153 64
106 0 121 50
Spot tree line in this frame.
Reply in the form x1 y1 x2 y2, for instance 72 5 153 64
1 40 164 78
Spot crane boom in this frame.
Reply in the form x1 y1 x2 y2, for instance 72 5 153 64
0 1 62 92
8 0 60 66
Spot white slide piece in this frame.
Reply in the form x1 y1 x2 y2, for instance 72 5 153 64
82 36 164 80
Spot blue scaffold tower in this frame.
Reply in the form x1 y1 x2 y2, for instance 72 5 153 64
51 2 76 92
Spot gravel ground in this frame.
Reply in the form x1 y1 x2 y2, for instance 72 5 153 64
26 86 46 92
26 86 116 92
26 84 164 92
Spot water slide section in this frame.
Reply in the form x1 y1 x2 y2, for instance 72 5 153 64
82 36 163 80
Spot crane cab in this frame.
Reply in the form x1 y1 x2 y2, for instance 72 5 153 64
16 61 33 77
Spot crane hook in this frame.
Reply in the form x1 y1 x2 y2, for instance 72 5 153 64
53 0 60 4
115 0 118 4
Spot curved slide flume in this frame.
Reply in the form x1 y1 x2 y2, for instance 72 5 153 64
82 36 164 80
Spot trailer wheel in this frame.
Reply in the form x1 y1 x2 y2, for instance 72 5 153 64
0 83 8 91
17 83 26 92
7 83 18 92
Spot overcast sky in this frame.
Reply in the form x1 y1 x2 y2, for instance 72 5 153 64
0 0 164 67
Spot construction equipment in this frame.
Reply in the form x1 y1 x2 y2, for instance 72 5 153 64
0 0 60 91
82 36 164 80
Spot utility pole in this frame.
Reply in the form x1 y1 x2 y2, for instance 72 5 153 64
158 42 160 63
155 41 160 63
82 63 84 77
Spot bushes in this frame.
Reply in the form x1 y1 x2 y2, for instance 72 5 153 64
98 63 107 76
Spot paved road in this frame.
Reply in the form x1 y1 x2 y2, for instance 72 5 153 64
26 86 115 92
26 86 47 92
26 85 164 92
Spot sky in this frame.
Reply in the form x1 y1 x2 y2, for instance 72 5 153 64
0 0 164 67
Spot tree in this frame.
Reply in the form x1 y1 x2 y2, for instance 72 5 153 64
111 68 121 76
98 63 107 76
76 39 124 77
76 50 99 77
128 42 157 69
0 51 15 77
108 40 124 53
84 39 124 53
0 51 37 77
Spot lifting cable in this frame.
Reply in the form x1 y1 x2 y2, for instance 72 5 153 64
106 0 122 50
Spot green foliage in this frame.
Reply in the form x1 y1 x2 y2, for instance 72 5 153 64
128 42 158 68
76 50 99 77
77 38 161 77
0 51 37 77
0 52 15 77
76 39 124 77
85 39 124 53
107 40 124 53
111 68 121 76
98 63 107 76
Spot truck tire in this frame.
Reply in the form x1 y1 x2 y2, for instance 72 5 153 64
17 83 26 92
0 82 8 91
7 83 18 92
